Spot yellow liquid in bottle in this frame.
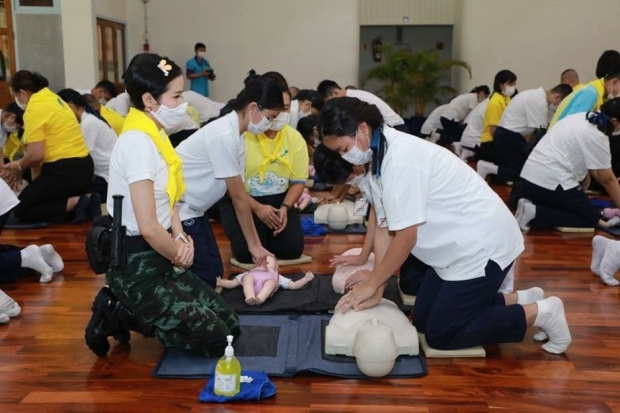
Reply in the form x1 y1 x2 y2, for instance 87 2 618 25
213 355 241 396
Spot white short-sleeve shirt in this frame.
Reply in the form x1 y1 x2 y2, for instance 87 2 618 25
442 93 479 122
498 87 548 136
105 92 131 117
420 104 449 135
520 113 611 191
107 130 171 236
288 99 300 129
346 89 404 127
182 91 225 123
377 126 524 281
175 111 245 221
460 98 489 148
0 179 19 216
80 112 117 181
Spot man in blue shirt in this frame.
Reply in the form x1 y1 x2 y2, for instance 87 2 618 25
186 42 215 97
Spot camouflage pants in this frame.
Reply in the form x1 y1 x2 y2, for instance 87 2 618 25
105 250 240 357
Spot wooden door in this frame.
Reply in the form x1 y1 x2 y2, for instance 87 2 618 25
0 0 17 108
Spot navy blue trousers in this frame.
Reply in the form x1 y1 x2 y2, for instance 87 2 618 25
493 127 527 184
182 214 223 289
0 211 24 283
410 260 526 350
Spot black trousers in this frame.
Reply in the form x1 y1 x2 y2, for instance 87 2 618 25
521 179 601 229
0 210 29 283
437 117 464 145
218 192 304 264
14 156 94 223
493 127 527 184
474 141 499 163
89 176 108 203
399 254 430 296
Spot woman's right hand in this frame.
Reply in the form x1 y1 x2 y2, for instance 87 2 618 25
248 243 274 270
256 204 282 229
172 235 194 268
329 253 366 268
344 269 372 290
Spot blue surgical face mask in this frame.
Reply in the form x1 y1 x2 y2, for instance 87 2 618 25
341 129 373 165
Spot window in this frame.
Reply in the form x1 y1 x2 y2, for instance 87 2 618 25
96 18 126 84
14 0 59 14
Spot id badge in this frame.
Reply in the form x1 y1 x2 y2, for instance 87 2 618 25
376 207 389 228
354 198 369 216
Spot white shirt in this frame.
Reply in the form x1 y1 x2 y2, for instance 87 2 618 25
460 98 489 148
346 89 404 127
175 111 245 221
105 92 131 117
107 130 171 236
442 93 479 122
182 91 225 123
373 126 524 281
420 104 449 135
288 99 300 129
164 113 199 135
80 112 117 181
521 113 611 191
498 87 548 136
0 179 19 216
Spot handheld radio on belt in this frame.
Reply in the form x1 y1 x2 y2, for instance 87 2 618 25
109 195 127 270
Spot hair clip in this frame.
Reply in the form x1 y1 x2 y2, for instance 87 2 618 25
158 59 172 77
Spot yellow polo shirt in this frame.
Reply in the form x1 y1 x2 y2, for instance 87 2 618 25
2 132 25 161
549 78 605 129
572 83 585 92
100 105 125 135
23 87 89 163
243 125 309 197
481 93 510 143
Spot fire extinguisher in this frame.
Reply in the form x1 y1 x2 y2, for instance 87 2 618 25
372 37 383 63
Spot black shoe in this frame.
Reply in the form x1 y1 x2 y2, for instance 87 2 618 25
112 328 131 344
87 193 102 221
85 287 117 357
71 195 90 224
111 301 156 338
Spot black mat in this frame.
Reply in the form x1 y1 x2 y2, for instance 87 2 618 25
219 274 411 314
598 224 620 237
4 212 51 230
153 314 427 379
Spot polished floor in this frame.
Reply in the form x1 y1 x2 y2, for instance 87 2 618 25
1 184 620 413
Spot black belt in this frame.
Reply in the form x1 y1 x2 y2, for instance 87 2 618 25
125 235 154 254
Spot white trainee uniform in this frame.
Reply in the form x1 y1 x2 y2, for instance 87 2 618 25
442 93 479 123
79 112 117 181
520 113 611 190
0 179 19 216
460 98 489 149
373 126 524 281
107 131 171 236
288 99 300 130
182 91 225 123
346 89 404 127
175 111 245 221
420 104 449 136
105 92 131 117
498 87 548 136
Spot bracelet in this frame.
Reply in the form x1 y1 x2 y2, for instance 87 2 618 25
281 203 291 210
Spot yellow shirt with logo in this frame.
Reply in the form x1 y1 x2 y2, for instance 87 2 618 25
23 87 89 163
549 78 605 128
481 92 510 143
2 132 25 161
100 105 125 135
243 125 309 197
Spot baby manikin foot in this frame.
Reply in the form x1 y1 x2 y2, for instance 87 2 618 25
598 241 620 286
534 297 571 354
591 235 612 276
21 245 53 282
476 160 498 181
254 297 264 305
39 244 64 272
245 297 257 306
515 198 536 231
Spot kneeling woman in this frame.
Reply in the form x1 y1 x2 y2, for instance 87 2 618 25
317 97 571 354
85 53 239 357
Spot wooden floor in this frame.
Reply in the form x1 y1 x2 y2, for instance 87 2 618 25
1 184 620 413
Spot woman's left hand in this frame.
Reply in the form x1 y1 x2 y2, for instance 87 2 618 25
0 162 23 190
335 281 383 314
273 206 288 236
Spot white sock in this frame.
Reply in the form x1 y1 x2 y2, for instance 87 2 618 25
0 313 8 324
452 142 462 156
591 235 612 276
498 265 515 294
515 198 536 231
460 148 475 161
429 132 441 144
598 241 620 286
534 297 571 354
20 245 53 283
516 287 545 305
0 289 20 317
476 160 499 180
39 244 64 272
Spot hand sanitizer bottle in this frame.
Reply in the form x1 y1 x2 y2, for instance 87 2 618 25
213 335 241 396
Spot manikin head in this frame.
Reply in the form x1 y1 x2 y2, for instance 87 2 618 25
353 318 398 377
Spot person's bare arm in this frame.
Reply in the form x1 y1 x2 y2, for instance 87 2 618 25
591 168 620 207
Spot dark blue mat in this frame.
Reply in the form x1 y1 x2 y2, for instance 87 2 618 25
152 314 427 379
299 214 366 234
4 213 51 230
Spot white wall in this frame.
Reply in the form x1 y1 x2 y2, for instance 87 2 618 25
93 0 127 23
60 0 98 89
454 0 620 93
125 0 359 102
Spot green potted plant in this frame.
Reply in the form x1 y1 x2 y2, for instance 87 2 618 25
363 44 471 118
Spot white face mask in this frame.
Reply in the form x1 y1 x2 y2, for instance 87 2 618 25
504 86 516 97
99 98 108 105
347 174 364 186
150 102 188 130
341 130 373 166
270 111 290 131
197 51 206 59
298 110 312 120
2 122 17 133
612 129 620 136
14 96 26 111
248 107 272 135
548 104 558 113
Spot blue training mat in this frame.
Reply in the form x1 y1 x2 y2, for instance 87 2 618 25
4 213 51 230
597 224 620 237
153 314 427 380
299 214 366 234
